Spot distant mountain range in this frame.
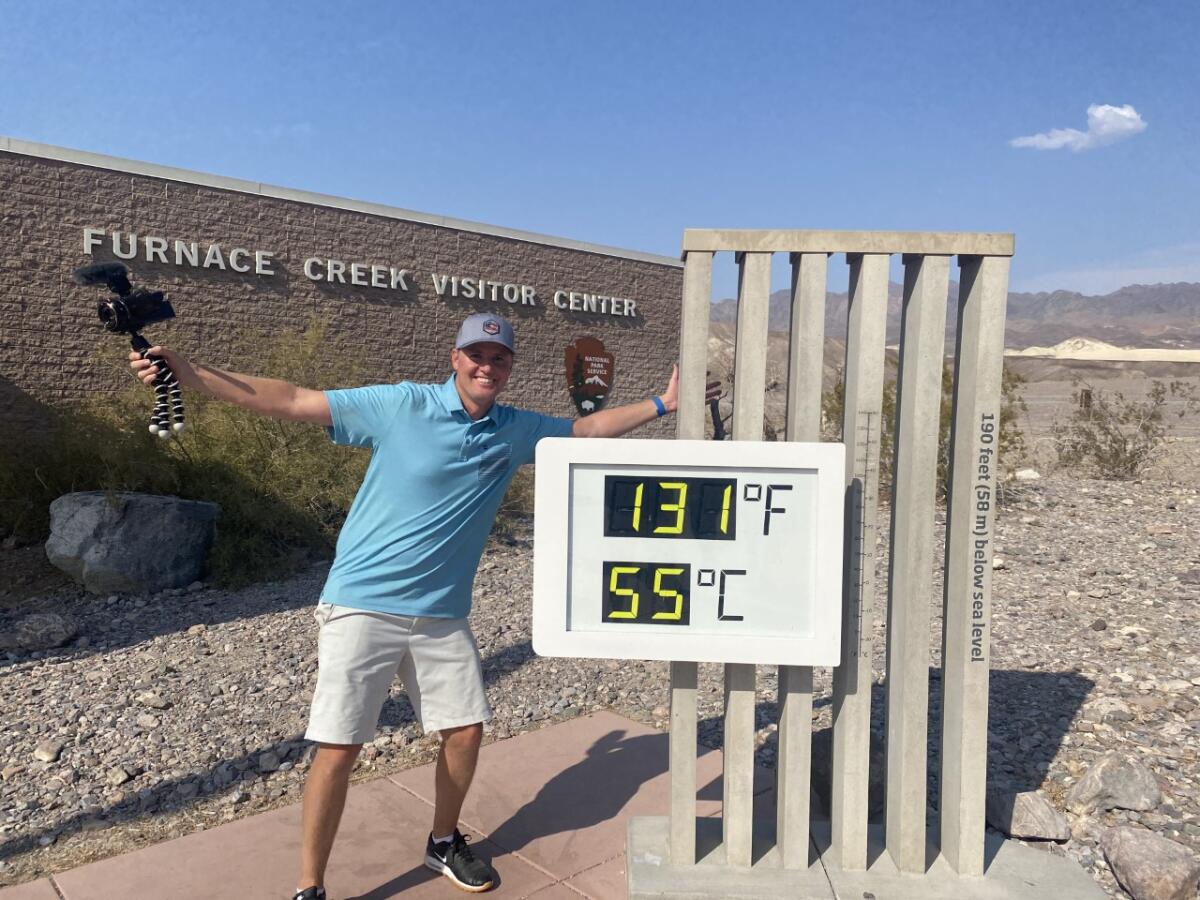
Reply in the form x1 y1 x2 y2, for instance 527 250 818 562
710 281 1200 350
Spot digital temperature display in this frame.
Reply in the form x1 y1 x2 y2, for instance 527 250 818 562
532 438 845 666
604 476 736 540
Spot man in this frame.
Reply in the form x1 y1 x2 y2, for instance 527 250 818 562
130 312 711 898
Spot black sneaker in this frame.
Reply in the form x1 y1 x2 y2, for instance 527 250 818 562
292 889 325 900
425 829 496 892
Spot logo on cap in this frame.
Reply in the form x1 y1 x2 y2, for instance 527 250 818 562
483 319 500 335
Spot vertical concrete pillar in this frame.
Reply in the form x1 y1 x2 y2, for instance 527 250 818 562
830 252 890 871
939 255 1010 874
669 250 713 865
775 251 828 868
722 251 771 867
884 253 951 873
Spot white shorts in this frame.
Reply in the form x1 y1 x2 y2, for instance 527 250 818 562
305 602 492 744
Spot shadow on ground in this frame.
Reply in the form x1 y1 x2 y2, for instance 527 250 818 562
0 663 1093 884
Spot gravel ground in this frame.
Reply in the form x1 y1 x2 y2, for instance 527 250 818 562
1 469 1198 897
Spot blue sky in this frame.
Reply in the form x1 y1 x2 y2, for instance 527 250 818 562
2 0 1196 297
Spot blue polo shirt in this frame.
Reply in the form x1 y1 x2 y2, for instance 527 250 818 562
319 377 574 618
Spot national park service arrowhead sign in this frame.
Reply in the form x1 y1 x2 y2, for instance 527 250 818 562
565 336 614 416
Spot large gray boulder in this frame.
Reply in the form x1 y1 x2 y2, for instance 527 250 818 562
1101 827 1200 900
45 492 219 594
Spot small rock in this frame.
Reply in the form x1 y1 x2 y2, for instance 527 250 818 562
106 766 133 786
137 692 170 710
136 714 160 729
187 624 207 635
985 791 1070 841
0 613 78 651
1014 468 1041 481
1068 753 1162 814
1084 697 1133 724
1100 826 1200 900
33 740 65 763
992 557 1006 570
187 581 205 592
257 751 281 773
2 765 25 780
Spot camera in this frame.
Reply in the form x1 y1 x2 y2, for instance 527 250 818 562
97 288 175 334
73 261 186 437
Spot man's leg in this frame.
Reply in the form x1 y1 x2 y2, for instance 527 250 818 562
432 723 483 836
298 742 362 892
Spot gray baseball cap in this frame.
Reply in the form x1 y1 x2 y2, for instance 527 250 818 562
455 313 515 353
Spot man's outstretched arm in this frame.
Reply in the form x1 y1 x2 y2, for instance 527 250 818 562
129 346 332 426
571 366 719 438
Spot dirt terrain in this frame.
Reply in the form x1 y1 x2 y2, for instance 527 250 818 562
1 367 1198 898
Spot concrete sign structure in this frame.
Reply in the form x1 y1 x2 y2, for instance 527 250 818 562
625 230 1105 898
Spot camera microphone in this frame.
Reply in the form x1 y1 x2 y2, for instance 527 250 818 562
73 261 133 296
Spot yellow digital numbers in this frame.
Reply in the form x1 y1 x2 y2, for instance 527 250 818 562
651 567 685 620
603 562 690 626
604 476 736 541
653 482 687 534
607 566 640 619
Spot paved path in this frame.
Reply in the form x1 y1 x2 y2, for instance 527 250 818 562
0 711 772 899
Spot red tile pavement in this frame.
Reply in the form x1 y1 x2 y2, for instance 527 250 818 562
48 777 552 900
0 711 775 900
0 882 59 900
387 710 776 888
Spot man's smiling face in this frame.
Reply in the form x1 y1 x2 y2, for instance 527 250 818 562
451 341 514 417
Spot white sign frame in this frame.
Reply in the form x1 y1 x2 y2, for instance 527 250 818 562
532 438 845 666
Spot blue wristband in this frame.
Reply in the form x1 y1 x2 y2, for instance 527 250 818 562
652 396 666 417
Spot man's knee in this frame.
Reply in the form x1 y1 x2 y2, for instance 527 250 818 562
440 722 483 747
312 742 363 775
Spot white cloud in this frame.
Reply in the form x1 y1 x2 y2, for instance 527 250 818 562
1010 104 1147 152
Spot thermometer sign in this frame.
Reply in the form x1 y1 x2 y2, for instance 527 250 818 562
532 438 844 666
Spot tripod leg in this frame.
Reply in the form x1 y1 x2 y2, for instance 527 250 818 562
131 335 176 437
142 348 172 436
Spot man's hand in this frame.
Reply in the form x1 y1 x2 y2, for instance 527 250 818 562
657 365 722 413
572 366 723 438
129 346 193 388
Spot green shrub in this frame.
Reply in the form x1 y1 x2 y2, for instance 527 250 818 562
1051 379 1198 479
492 467 536 538
821 364 1026 496
0 322 369 586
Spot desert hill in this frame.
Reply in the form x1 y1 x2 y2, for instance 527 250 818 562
710 281 1200 351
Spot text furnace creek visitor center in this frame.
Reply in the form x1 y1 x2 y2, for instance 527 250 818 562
0 137 684 430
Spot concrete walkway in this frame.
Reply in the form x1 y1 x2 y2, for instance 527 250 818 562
0 711 772 900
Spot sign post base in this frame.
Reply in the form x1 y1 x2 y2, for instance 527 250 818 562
627 816 1105 899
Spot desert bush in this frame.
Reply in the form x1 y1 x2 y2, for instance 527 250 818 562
492 467 536 538
0 321 369 585
821 364 1027 496
1051 379 1199 479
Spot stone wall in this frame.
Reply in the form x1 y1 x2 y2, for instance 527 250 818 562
0 147 682 433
